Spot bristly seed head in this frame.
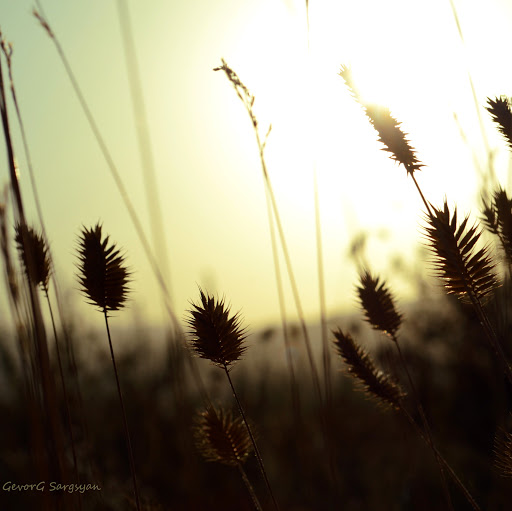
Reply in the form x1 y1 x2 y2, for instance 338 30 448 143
15 223 51 292
493 429 512 477
481 187 512 264
186 289 247 369
195 406 253 467
357 271 402 338
339 65 424 174
486 97 512 152
424 200 498 304
76 223 130 313
332 328 404 410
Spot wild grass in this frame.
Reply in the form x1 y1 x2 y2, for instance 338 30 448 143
4 5 512 511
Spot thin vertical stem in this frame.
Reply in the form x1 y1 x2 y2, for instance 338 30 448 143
103 311 141 511
223 365 280 511
116 0 173 303
409 170 433 217
0 45 65 493
45 290 82 511
237 463 264 511
392 336 454 511
398 403 481 511
265 184 300 421
256 127 323 408
314 170 331 407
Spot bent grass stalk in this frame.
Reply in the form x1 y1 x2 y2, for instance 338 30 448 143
333 328 481 511
265 188 301 421
214 59 323 409
76 223 141 511
356 270 454 511
0 46 66 500
33 7 179 335
33 7 212 413
340 67 512 386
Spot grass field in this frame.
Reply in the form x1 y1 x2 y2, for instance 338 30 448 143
2 2 512 510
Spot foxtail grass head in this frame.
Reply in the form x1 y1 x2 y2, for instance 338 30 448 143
186 289 247 369
486 97 512 151
357 271 402 338
493 429 512 477
424 201 497 304
339 65 423 174
482 187 512 264
76 223 130 313
195 406 253 466
333 328 404 410
15 223 51 292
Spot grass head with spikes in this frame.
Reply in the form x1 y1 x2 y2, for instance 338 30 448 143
76 223 131 314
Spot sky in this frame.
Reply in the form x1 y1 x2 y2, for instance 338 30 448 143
0 0 511 333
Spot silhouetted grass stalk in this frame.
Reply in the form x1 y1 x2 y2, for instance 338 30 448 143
214 59 323 409
224 366 278 511
356 270 454 508
76 224 141 511
334 328 480 510
0 47 66 499
187 290 280 511
33 7 214 415
115 0 173 303
33 6 179 335
265 187 301 420
341 67 512 386
15 224 82 510
195 405 263 511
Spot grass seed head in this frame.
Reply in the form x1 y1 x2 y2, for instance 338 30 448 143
15 223 51 292
486 97 512 151
357 271 402 338
76 223 130 313
333 328 404 410
186 289 247 369
339 65 423 174
425 201 498 303
494 429 512 477
481 187 512 264
195 406 253 466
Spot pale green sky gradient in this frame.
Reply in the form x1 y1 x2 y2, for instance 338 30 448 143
0 0 511 331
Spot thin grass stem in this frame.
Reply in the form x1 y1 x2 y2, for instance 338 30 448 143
237 463 264 511
223 364 280 511
103 311 141 511
398 403 481 511
44 288 82 511
0 47 65 489
265 185 301 421
115 0 173 303
392 336 454 511
314 170 331 407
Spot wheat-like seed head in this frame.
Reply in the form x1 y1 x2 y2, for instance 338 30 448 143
0 203 19 304
33 9 54 38
481 187 512 264
332 328 404 410
493 429 512 477
486 97 512 151
14 223 51 292
424 201 498 303
186 289 247 368
194 406 253 466
76 223 130 313
214 59 258 129
339 65 423 174
357 271 402 338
